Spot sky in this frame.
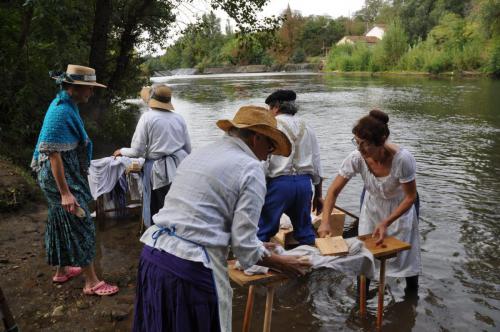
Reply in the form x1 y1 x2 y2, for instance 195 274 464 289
145 0 365 55
175 0 365 27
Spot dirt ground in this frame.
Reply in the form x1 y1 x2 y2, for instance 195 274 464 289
0 158 143 331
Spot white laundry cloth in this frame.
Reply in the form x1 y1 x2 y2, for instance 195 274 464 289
235 238 375 278
88 156 145 200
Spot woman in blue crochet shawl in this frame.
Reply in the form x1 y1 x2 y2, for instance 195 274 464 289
31 64 118 296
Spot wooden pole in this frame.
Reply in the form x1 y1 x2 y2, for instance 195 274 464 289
263 286 275 332
376 259 386 330
242 285 255 332
359 275 366 318
0 286 18 332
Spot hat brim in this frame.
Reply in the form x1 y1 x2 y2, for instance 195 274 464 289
52 77 107 88
148 98 174 111
216 120 291 157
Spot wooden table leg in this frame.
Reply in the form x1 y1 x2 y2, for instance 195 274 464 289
263 286 275 332
376 258 386 330
242 285 255 332
96 196 103 221
359 274 366 318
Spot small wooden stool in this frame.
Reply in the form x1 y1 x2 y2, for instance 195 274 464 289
228 261 288 332
358 235 411 330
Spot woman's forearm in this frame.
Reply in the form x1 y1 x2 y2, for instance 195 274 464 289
49 152 70 195
321 175 348 226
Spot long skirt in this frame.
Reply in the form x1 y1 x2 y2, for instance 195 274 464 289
37 149 95 267
133 245 220 332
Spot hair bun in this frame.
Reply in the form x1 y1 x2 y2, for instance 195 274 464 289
369 109 389 124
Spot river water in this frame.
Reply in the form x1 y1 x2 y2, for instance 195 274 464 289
141 73 500 331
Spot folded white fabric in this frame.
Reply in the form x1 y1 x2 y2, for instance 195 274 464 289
234 261 269 275
88 156 145 199
234 238 376 278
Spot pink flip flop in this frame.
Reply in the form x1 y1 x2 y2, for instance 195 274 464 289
83 281 119 296
52 266 83 283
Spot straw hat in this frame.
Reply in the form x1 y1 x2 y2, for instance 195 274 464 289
52 64 106 88
216 106 291 157
140 85 174 111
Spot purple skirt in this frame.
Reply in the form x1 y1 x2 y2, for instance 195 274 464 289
133 245 220 332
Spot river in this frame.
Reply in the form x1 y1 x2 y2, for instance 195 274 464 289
139 73 500 331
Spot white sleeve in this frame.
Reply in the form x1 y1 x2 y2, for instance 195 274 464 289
338 150 362 179
120 114 148 157
182 120 192 154
309 128 323 185
398 150 416 183
230 163 267 269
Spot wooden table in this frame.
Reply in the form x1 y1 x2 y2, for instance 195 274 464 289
357 235 411 331
228 261 288 332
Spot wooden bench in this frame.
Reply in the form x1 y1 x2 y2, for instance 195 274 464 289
228 261 288 332
228 235 411 332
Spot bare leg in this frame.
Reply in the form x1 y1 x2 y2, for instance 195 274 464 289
54 266 67 277
81 262 100 288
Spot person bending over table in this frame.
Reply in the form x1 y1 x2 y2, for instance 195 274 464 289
318 109 422 294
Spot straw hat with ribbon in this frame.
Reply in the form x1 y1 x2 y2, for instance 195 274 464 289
51 64 106 88
216 106 292 157
140 85 174 111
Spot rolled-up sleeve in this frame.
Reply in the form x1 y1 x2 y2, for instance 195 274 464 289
398 150 416 183
230 164 267 269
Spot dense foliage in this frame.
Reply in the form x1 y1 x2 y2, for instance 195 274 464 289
326 0 500 75
0 0 275 166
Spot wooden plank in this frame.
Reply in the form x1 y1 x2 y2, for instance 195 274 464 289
227 261 288 287
315 236 349 256
358 234 411 258
271 228 295 247
312 209 345 236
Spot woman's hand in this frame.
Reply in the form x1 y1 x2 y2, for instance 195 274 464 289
113 149 122 158
372 221 388 245
313 196 324 215
317 222 331 238
61 192 80 215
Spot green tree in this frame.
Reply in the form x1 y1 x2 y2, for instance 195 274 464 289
298 16 344 56
381 20 408 66
0 0 279 166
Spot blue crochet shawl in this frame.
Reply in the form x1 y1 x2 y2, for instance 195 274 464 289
31 90 93 171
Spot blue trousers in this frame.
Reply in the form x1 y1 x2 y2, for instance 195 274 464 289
258 175 315 245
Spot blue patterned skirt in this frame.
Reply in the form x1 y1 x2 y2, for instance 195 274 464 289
37 149 95 267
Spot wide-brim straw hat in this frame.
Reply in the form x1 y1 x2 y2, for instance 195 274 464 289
52 64 106 88
216 106 291 157
141 85 174 111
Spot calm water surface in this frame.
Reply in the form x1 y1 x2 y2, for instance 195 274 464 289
139 73 500 331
